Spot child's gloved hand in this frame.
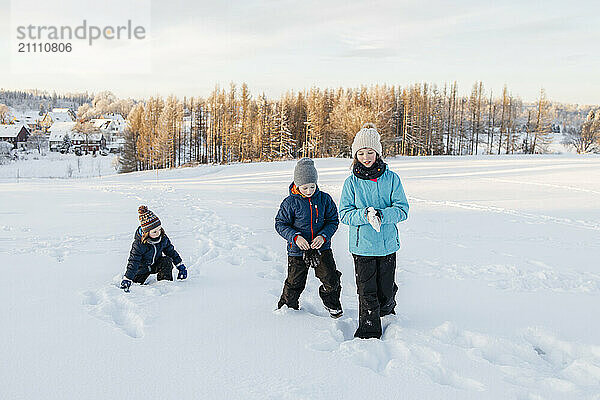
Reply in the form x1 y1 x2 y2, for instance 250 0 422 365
303 249 321 269
176 264 187 280
295 235 310 250
120 278 132 292
310 235 324 249
367 207 382 232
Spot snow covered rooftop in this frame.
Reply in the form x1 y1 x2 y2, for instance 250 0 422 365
102 113 126 122
45 110 75 123
48 122 76 141
49 130 104 143
0 124 27 138
50 121 76 130
90 119 113 129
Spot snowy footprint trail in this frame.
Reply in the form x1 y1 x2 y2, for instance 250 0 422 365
82 179 286 339
432 322 600 399
303 308 489 391
303 311 600 398
81 277 182 338
265 261 489 392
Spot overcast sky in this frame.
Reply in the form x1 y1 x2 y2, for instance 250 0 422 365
1 0 599 104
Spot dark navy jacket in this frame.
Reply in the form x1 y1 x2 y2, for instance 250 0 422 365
124 227 183 280
275 183 339 256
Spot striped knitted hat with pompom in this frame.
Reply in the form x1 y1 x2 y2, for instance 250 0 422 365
138 205 161 233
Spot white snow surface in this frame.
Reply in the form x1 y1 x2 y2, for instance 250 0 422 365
0 152 118 179
1 154 599 399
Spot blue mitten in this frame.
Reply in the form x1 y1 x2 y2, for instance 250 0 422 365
120 279 132 292
176 264 187 280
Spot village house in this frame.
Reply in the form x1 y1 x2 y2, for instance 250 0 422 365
10 110 42 131
40 108 76 131
89 114 126 152
48 121 76 151
0 125 31 149
48 120 106 152
90 118 119 136
106 136 125 153
101 113 126 134
71 132 106 152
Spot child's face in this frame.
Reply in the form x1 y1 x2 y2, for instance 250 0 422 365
298 183 316 197
149 226 162 238
356 148 377 167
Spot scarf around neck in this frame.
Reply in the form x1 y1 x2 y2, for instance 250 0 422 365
291 183 314 198
353 157 386 180
145 234 162 244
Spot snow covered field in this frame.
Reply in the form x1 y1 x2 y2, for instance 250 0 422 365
0 152 118 179
1 154 599 399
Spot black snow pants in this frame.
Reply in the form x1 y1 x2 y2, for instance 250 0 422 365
278 249 342 311
353 252 398 339
132 255 174 284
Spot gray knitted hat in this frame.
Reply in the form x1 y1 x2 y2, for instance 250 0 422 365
352 123 382 158
294 158 318 186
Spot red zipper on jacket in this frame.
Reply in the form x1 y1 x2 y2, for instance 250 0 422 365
309 198 314 240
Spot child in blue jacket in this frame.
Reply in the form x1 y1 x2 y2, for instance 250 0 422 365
275 158 343 318
119 205 187 292
339 124 409 338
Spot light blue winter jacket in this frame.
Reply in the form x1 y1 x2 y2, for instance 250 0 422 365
339 166 409 256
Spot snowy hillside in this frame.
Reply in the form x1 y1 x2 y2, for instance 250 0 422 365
1 155 599 399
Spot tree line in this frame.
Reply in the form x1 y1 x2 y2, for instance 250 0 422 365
92 83 597 173
0 89 92 114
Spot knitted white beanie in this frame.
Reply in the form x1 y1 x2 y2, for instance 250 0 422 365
352 123 382 158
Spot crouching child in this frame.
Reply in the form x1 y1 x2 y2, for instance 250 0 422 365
120 205 187 292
